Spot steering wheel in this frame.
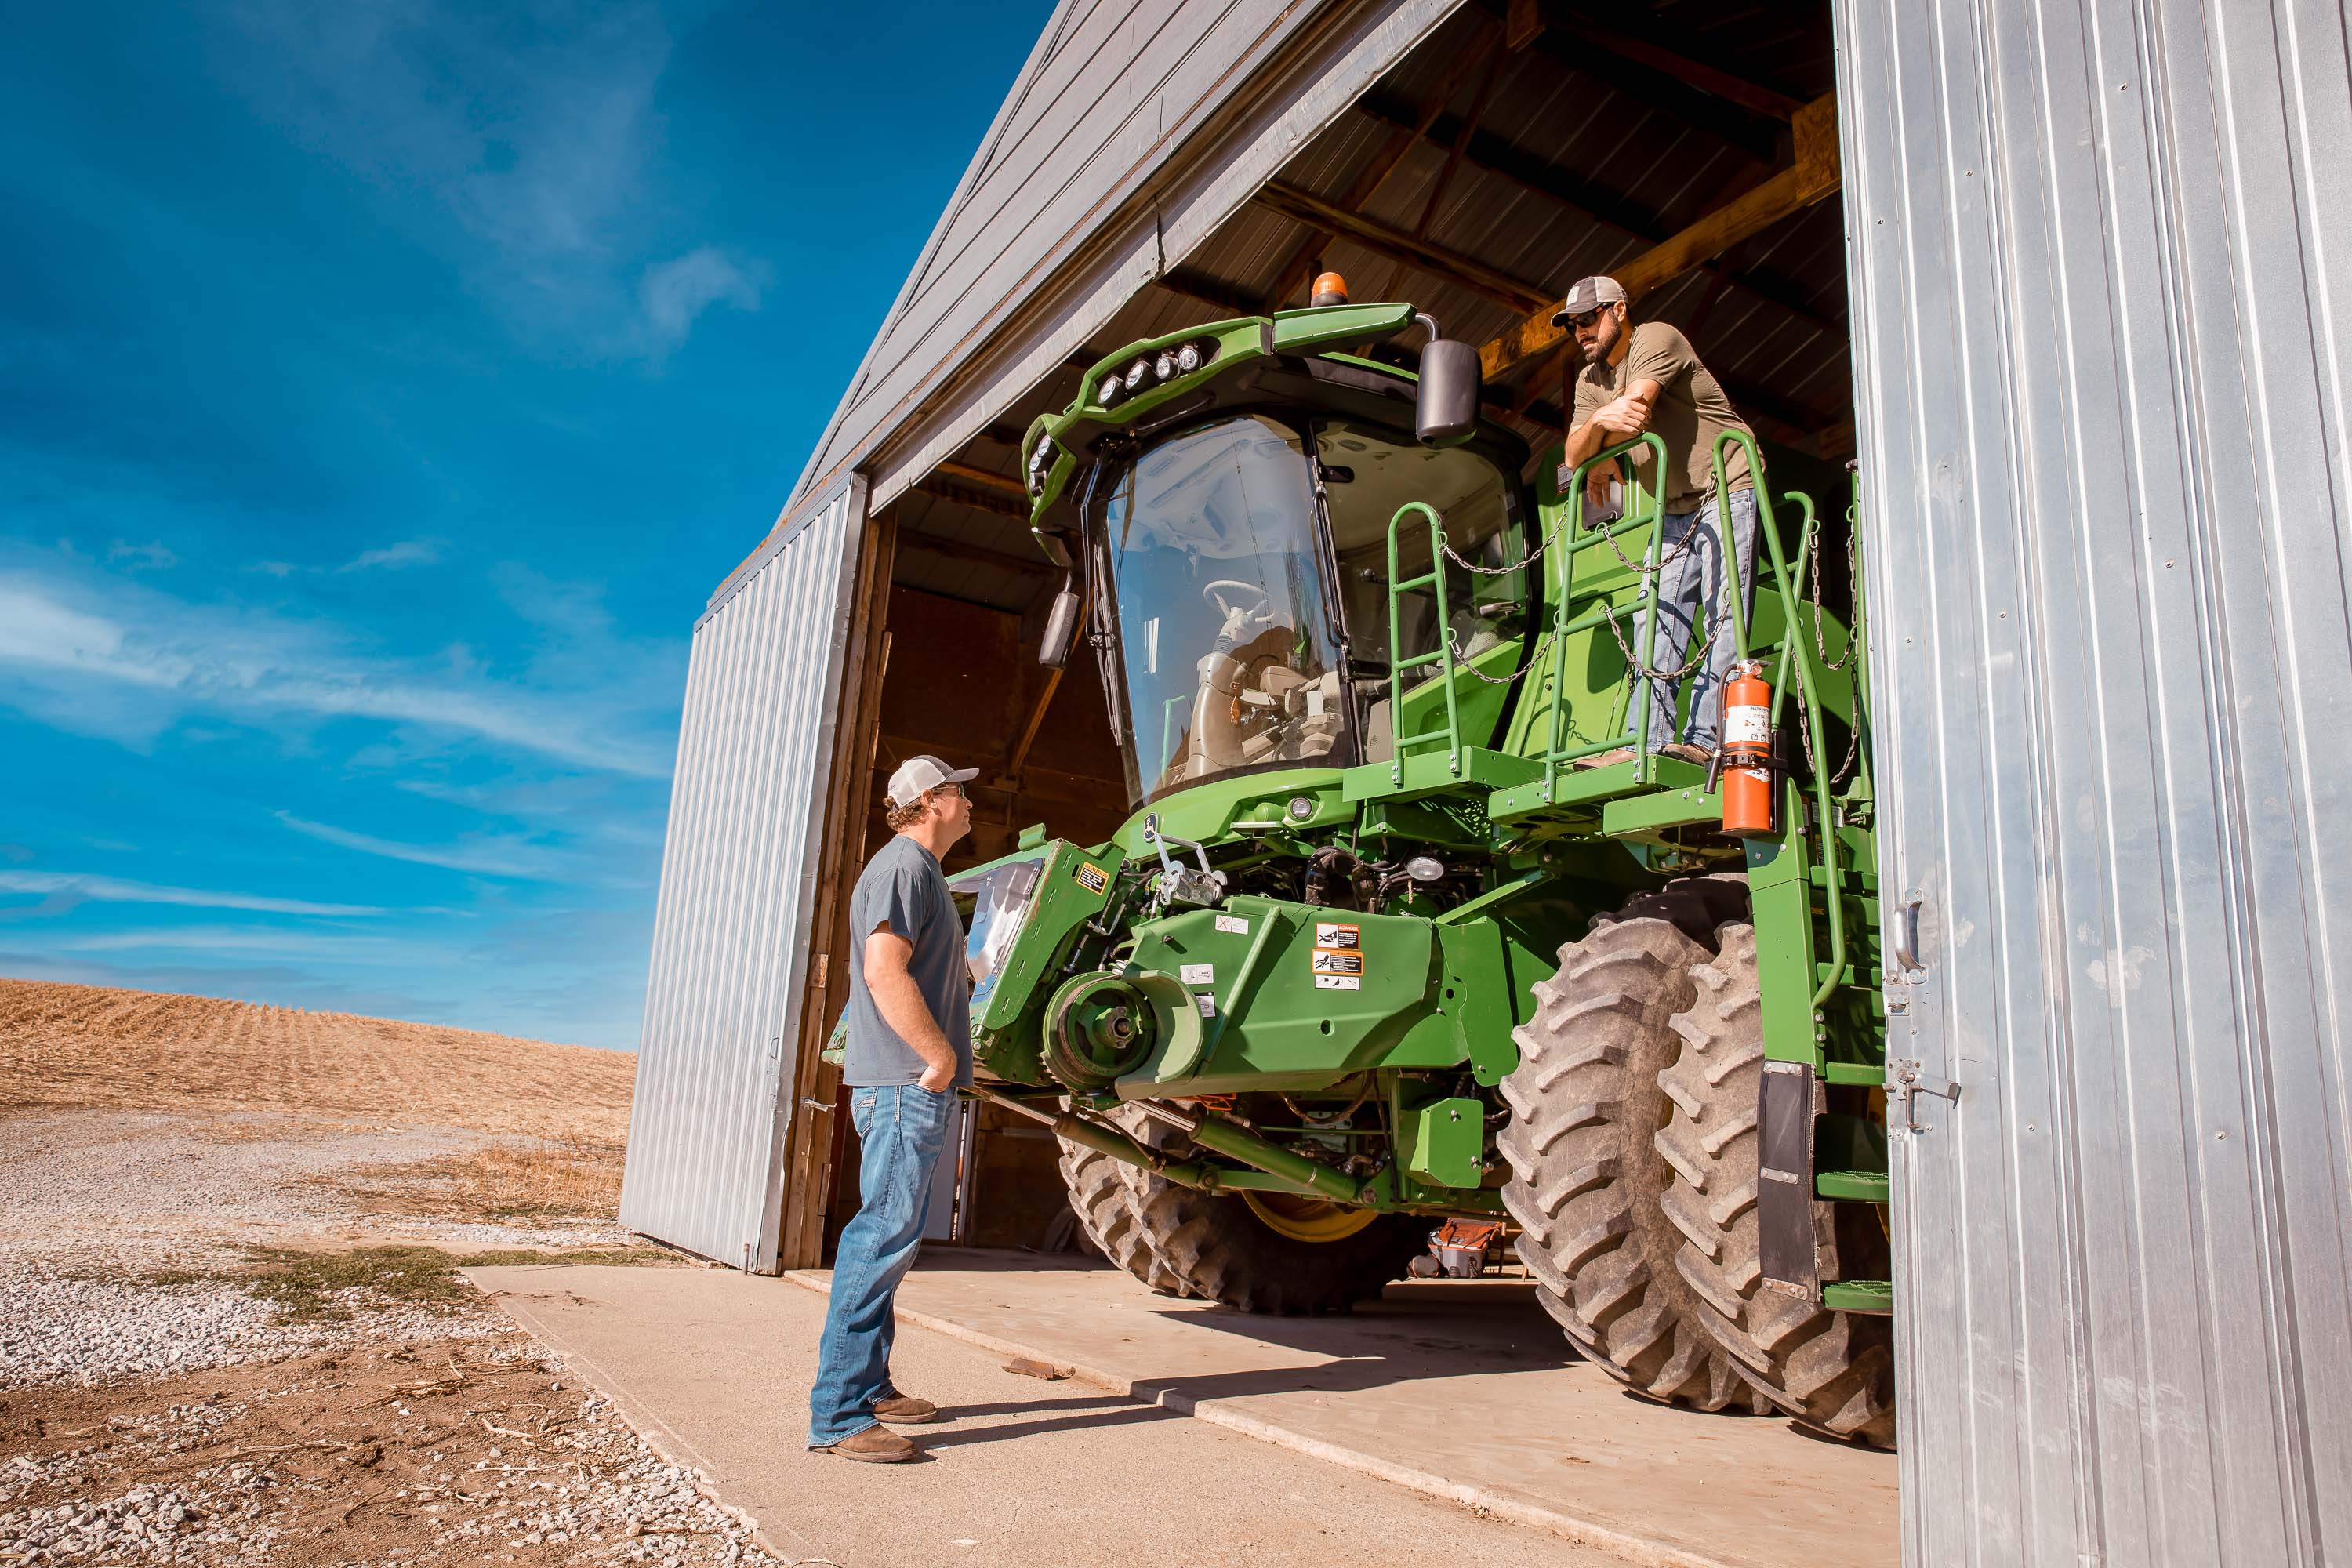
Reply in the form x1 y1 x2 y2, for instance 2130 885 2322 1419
1202 579 1273 622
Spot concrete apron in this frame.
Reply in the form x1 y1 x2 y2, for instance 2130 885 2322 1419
467 1252 1895 1568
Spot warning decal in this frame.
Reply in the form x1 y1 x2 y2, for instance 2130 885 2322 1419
1214 914 1250 935
1310 921 1363 990
1179 963 1214 985
1073 862 1109 895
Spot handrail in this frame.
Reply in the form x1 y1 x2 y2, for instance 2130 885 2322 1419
1385 500 1464 784
1709 430 1846 1005
1541 435 1668 801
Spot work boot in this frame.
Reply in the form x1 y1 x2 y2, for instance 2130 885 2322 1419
870 1394 942 1424
1658 742 1713 766
813 1425 919 1464
1572 746 1636 771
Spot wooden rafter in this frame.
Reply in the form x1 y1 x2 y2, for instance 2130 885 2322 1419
896 517 1054 579
932 459 1028 502
1480 95 1840 382
1259 34 1506 314
1250 182 1552 316
1348 94 1839 341
1542 12 1806 121
1501 4 1783 161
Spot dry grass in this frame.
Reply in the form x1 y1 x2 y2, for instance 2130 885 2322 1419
224 1243 675 1322
0 978 634 1141
328 1135 628 1226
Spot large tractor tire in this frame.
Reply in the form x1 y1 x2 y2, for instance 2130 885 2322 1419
1056 1112 1190 1297
1500 880 1771 1412
1115 1114 1426 1315
1657 923 1898 1447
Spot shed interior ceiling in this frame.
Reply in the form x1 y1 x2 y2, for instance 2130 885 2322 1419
884 0 1845 619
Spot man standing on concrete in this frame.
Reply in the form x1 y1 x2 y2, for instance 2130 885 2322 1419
1557 274 1760 768
806 753 977 1464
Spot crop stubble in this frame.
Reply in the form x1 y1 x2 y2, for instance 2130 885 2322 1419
0 981 633 1142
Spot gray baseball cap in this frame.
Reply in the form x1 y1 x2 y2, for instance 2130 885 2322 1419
1551 275 1627 325
885 753 978 811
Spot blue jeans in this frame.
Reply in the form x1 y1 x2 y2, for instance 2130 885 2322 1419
1633 486 1759 753
805 1083 954 1446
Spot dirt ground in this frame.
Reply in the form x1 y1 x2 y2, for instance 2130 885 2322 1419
0 981 635 1142
0 980 780 1568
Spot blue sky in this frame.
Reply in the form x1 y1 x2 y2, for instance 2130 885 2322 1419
1 2 1050 1049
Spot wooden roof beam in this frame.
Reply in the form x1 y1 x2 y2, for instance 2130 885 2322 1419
895 514 1054 579
1478 0 1784 161
1251 182 1552 316
1348 94 1840 342
1528 2 1807 121
1481 95 1840 381
1259 31 1511 314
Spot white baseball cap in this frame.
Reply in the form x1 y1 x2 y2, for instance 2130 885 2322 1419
885 753 978 811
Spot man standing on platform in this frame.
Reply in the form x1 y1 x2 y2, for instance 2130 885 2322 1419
805 753 976 1464
1558 274 1761 768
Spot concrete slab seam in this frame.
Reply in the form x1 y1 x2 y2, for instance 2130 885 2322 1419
781 1270 1735 1568
466 1277 837 1568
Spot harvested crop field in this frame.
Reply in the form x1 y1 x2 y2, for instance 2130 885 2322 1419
0 978 775 1566
0 982 633 1142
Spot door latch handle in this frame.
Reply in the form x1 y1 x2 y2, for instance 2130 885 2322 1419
799 1098 835 1114
1888 1058 1959 1134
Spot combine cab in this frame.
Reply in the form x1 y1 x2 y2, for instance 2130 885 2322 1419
950 297 1893 1446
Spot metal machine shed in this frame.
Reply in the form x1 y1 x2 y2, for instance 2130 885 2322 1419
622 2 2350 1560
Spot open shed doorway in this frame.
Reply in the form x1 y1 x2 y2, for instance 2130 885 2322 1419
807 500 1131 1265
779 0 1858 1273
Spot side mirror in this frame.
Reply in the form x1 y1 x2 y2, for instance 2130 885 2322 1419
1038 578 1082 668
1415 333 1481 448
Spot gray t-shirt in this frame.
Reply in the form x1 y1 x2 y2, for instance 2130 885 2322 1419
843 834 972 1087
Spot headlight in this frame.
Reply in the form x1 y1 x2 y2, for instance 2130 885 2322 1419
1123 358 1150 393
1176 340 1207 374
1098 372 1126 408
1155 350 1178 381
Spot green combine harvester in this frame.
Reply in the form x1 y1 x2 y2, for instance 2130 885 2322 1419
949 296 1895 1446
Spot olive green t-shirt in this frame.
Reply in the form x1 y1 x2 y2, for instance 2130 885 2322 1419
1572 321 1753 512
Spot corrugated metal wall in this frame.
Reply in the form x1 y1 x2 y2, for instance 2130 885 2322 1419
1838 0 2351 1562
619 477 869 1271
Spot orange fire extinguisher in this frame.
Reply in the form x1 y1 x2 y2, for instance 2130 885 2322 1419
1719 659 1776 837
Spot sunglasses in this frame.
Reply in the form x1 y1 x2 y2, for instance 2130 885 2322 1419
1566 310 1604 332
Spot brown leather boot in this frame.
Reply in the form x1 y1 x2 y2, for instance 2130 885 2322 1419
871 1394 942 1424
814 1425 919 1463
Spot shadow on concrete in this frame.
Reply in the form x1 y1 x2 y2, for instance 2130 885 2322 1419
916 1402 1185 1450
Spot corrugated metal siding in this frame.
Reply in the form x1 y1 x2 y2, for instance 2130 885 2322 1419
619 477 868 1271
789 0 1463 514
1838 0 2351 1562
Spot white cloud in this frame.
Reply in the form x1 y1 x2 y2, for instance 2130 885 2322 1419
249 560 298 578
0 869 388 916
218 2 762 357
0 566 676 777
638 247 768 354
108 539 178 571
340 538 443 572
276 811 568 880
45 924 430 963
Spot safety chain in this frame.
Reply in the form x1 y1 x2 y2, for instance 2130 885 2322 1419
1789 655 1864 787
1809 519 1858 673
1444 624 1556 684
